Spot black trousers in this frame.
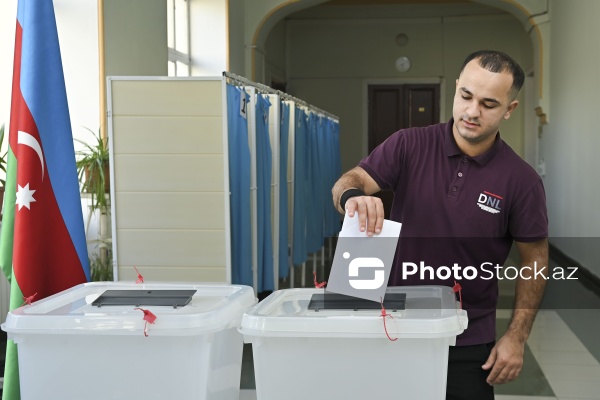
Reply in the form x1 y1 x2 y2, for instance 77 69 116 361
446 342 495 400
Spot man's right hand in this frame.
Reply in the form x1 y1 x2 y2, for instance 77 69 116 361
332 166 385 236
344 195 385 236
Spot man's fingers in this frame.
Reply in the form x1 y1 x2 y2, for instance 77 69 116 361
365 197 385 235
484 335 525 385
365 198 378 235
482 346 496 371
354 199 368 233
345 198 358 217
374 200 385 234
345 196 385 235
487 362 520 385
484 349 523 385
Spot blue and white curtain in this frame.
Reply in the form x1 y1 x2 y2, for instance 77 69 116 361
292 109 341 267
328 119 342 236
226 84 252 287
255 94 274 292
279 101 290 279
292 107 309 266
228 84 340 288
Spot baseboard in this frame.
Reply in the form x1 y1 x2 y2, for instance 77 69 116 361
549 243 600 297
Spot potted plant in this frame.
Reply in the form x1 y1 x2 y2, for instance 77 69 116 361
75 128 112 281
75 127 110 212
89 238 114 281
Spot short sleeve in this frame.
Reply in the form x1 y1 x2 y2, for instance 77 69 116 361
358 130 406 191
509 178 548 242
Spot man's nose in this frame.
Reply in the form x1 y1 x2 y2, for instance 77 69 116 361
465 100 480 118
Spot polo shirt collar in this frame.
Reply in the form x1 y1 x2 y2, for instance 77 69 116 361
445 118 504 166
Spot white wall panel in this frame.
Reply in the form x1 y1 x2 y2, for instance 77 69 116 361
114 154 224 192
112 117 224 154
116 230 226 266
108 77 230 283
111 80 223 116
117 266 227 283
115 193 225 230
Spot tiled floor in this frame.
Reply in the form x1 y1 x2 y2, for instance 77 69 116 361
505 309 600 400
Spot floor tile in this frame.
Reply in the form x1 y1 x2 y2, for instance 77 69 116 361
495 396 556 400
541 364 600 382
557 309 600 364
548 379 600 399
558 398 600 400
239 389 257 400
528 338 590 353
533 350 600 367
529 326 579 341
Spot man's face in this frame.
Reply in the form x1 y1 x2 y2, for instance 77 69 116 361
452 59 518 147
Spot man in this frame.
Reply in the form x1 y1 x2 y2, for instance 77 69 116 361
332 50 548 400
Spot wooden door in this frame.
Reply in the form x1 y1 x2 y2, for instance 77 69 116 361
368 84 440 218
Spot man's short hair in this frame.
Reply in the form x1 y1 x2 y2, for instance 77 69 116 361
460 50 525 99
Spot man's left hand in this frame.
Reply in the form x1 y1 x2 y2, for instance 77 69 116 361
481 333 525 385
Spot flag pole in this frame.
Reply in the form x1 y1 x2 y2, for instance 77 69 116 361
98 0 106 143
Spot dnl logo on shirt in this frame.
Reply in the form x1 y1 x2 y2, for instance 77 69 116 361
477 191 503 214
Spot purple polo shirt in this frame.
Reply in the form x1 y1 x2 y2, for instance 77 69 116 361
359 119 548 345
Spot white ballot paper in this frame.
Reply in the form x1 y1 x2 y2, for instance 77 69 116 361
326 213 402 303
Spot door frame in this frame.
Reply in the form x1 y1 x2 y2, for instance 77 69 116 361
523 72 538 168
362 77 446 157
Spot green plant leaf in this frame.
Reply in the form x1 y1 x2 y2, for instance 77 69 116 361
75 127 110 211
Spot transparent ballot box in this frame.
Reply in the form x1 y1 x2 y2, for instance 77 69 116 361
240 286 468 400
2 282 257 400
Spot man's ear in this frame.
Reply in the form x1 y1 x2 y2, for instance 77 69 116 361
504 100 519 120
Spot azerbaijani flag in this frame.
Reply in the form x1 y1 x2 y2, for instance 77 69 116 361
1 1 90 399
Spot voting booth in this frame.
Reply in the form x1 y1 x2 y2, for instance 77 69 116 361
240 286 468 400
106 75 340 292
1 282 256 400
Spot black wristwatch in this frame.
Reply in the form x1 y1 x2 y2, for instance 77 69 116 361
340 188 365 210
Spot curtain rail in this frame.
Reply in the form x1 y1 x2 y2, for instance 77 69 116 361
223 71 339 121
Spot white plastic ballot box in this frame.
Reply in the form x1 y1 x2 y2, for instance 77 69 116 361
1 282 257 400
240 286 468 400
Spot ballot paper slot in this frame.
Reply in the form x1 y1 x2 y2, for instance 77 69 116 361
92 290 197 308
307 292 406 312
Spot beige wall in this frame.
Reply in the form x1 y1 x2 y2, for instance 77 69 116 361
543 0 600 274
264 19 287 85
264 3 533 173
228 0 246 75
104 0 168 77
